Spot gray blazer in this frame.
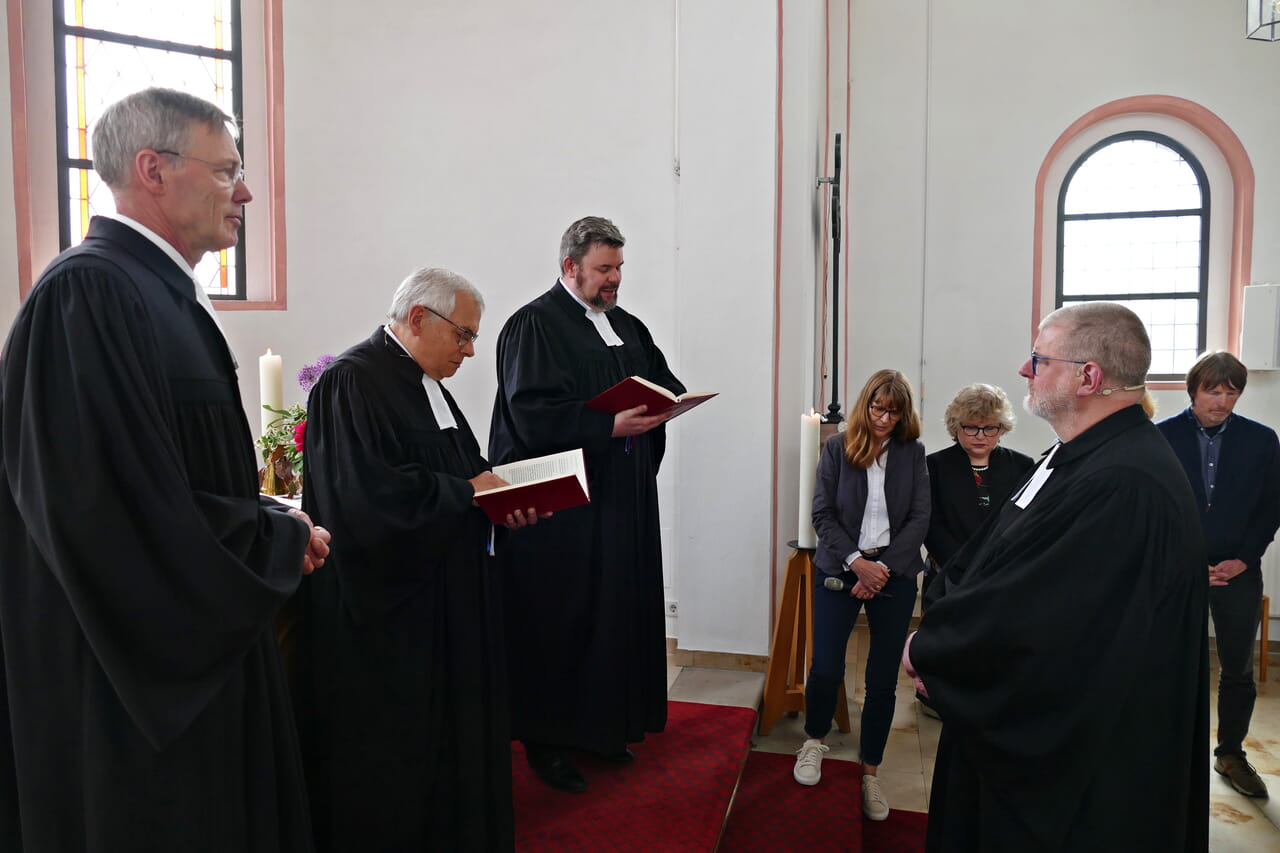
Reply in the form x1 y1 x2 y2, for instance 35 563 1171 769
811 432 930 579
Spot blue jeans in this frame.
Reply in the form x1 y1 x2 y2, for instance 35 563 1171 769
803 572 916 767
1210 567 1263 757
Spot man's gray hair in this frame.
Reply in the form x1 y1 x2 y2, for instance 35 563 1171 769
559 216 625 272
92 88 237 189
1041 302 1151 386
387 267 485 324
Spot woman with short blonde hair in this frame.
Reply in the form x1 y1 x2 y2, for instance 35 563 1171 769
924 383 1035 598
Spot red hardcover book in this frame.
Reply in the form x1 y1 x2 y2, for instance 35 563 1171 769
586 375 718 419
473 449 590 523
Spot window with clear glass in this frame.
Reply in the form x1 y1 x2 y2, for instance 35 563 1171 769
54 0 246 299
1057 132 1209 379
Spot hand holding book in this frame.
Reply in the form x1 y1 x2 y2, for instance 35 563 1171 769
610 404 673 438
469 470 551 528
586 376 717 422
472 449 590 524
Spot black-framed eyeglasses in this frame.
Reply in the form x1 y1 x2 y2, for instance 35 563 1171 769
155 149 246 185
959 424 1002 437
425 306 479 347
1029 352 1087 376
868 403 902 420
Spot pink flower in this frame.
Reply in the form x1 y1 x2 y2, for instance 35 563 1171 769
293 420 307 454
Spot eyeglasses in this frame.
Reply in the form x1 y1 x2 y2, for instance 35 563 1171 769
424 305 479 347
1029 352 1087 376
868 403 902 421
959 424 1002 437
155 149 246 185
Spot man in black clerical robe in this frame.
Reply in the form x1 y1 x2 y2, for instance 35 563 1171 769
0 89 328 851
489 216 685 792
294 268 537 852
906 302 1208 852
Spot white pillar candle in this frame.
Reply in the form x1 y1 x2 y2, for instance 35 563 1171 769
259 349 283 436
798 411 821 549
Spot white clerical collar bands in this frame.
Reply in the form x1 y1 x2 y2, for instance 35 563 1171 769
1012 443 1060 509
382 324 457 430
584 310 624 347
560 280 623 346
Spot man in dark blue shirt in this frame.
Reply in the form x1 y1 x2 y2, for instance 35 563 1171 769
1158 351 1280 799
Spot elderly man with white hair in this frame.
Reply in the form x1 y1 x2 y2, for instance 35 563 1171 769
293 268 544 853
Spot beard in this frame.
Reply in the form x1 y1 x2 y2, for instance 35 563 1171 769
588 292 618 312
1024 385 1072 421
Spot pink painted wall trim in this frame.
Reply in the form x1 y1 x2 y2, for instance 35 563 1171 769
6 0 288 310
7 0 33 298
1032 95 1254 389
770 0 785 621
221 0 287 311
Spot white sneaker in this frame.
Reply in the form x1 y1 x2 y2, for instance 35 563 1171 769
862 773 890 821
793 738 828 786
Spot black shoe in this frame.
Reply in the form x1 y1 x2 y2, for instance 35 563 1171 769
525 744 588 793
590 747 635 764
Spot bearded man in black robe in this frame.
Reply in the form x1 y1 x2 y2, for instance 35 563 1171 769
0 88 330 851
294 268 542 852
905 302 1209 852
489 216 685 792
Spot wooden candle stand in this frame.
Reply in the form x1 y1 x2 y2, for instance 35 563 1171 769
758 544 851 736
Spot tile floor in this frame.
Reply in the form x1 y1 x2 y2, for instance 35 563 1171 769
666 626 1279 851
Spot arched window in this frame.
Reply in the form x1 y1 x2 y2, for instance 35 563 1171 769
1033 96 1255 390
1057 132 1209 380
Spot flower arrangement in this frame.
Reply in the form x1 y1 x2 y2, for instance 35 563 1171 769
258 355 334 497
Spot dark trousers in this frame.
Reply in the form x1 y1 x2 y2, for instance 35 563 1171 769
803 572 916 767
1210 567 1263 756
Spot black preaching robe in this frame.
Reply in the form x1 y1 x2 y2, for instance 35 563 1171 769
293 329 512 852
913 405 1208 853
0 217 312 851
489 282 684 754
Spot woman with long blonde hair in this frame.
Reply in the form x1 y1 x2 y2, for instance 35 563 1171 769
792 369 930 823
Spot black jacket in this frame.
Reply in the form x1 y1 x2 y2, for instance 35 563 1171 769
1157 407 1280 570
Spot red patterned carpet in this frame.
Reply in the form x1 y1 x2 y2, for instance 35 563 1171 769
720 750 928 853
719 748 861 850
864 808 930 853
511 700 926 851
513 701 756 852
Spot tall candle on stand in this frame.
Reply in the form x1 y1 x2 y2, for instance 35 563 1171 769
798 411 821 548
259 349 283 436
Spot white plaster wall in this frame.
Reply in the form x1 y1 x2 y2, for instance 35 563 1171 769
845 0 930 407
774 0 827 603
673 0 779 655
249 0 678 429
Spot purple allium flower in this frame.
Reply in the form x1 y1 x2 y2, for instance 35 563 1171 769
297 355 335 392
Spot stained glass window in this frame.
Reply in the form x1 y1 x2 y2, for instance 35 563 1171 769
55 0 245 299
1057 132 1209 379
